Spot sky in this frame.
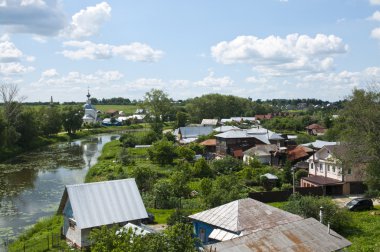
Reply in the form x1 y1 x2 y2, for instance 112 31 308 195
1 0 380 102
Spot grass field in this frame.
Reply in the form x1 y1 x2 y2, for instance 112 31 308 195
94 104 139 115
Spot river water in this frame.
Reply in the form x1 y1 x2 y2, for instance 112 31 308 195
0 134 119 242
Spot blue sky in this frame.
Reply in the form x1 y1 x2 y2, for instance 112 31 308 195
1 0 380 102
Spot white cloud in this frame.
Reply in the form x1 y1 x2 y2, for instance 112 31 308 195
20 0 46 7
211 33 348 75
245 76 268 84
369 11 380 21
41 68 59 78
0 62 34 75
370 0 380 5
194 71 234 88
61 40 164 62
371 27 380 40
62 2 111 39
127 78 165 89
0 33 10 41
0 0 65 36
32 35 47 43
33 69 124 88
0 0 6 7
0 40 23 62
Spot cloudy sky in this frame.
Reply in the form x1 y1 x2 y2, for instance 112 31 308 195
1 0 380 102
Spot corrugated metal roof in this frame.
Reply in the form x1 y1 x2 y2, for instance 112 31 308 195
243 144 277 157
179 126 214 138
189 198 302 233
215 130 270 144
261 173 278 180
201 119 219 126
214 126 240 133
209 229 241 241
301 140 337 149
62 178 148 229
204 218 351 252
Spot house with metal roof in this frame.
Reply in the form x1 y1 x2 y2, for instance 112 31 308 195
57 178 148 248
204 218 351 252
215 127 284 157
301 145 365 195
188 198 302 245
243 144 278 165
176 126 214 144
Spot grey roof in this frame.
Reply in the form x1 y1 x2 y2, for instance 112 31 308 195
189 198 302 234
179 126 214 138
261 173 278 180
243 144 277 157
204 218 351 252
302 140 337 149
214 126 240 133
201 119 218 126
215 130 270 144
58 178 148 229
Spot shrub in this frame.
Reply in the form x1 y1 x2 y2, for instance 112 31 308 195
212 156 243 174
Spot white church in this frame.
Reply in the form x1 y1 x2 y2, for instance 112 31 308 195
82 90 98 124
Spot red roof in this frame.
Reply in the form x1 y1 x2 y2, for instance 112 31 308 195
200 139 216 146
287 146 313 161
305 124 325 130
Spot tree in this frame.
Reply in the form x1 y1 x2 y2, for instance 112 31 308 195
153 179 174 209
14 108 40 148
119 132 137 147
0 84 24 126
170 170 191 200
176 111 188 128
144 89 171 135
295 169 308 185
177 146 195 162
211 156 243 174
148 139 177 165
61 106 83 134
337 88 380 195
39 106 62 136
130 165 157 192
192 158 213 178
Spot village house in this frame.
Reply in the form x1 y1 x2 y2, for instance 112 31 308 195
215 127 284 158
306 123 326 136
174 126 214 144
243 144 278 165
57 178 148 248
301 145 365 195
213 125 240 133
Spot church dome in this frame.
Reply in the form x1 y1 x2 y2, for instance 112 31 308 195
84 103 94 109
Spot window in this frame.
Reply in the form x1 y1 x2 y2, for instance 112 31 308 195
327 165 330 172
68 218 76 230
199 228 206 242
320 163 323 172
332 165 336 173
347 168 352 175
311 163 314 169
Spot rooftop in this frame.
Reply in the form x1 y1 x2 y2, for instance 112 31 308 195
302 175 344 186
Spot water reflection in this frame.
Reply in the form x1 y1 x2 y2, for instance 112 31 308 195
0 134 118 241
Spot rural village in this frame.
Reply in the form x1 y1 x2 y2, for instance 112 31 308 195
1 1 380 252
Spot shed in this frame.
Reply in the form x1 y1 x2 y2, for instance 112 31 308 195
188 198 302 244
57 178 148 248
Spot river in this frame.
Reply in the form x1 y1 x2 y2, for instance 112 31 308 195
0 134 119 243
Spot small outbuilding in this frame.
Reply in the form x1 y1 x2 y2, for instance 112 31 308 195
57 178 148 248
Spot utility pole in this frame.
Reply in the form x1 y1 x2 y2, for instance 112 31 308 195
292 166 296 194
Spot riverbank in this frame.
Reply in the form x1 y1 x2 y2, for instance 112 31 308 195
0 124 145 163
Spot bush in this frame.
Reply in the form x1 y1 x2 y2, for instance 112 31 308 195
211 156 243 174
283 194 351 233
148 139 178 165
166 209 193 225
177 146 195 162
192 158 214 178
119 133 137 148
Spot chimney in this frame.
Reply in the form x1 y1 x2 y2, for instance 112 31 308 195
319 206 323 223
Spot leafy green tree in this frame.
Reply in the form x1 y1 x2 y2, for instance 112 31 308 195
187 142 205 155
177 146 195 162
211 156 243 174
61 106 83 134
144 89 171 135
170 170 191 200
282 161 293 184
295 169 308 185
119 147 134 165
163 131 176 142
130 165 157 192
176 111 188 128
39 106 62 136
337 88 380 195
148 138 178 165
14 108 40 148
192 158 213 178
153 179 174 209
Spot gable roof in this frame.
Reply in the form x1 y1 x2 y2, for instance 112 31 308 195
201 119 218 126
58 178 148 229
204 218 351 252
179 126 214 138
200 139 217 146
215 130 270 144
214 126 240 133
301 140 337 149
287 145 314 161
243 144 277 157
188 198 302 234
306 123 326 130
